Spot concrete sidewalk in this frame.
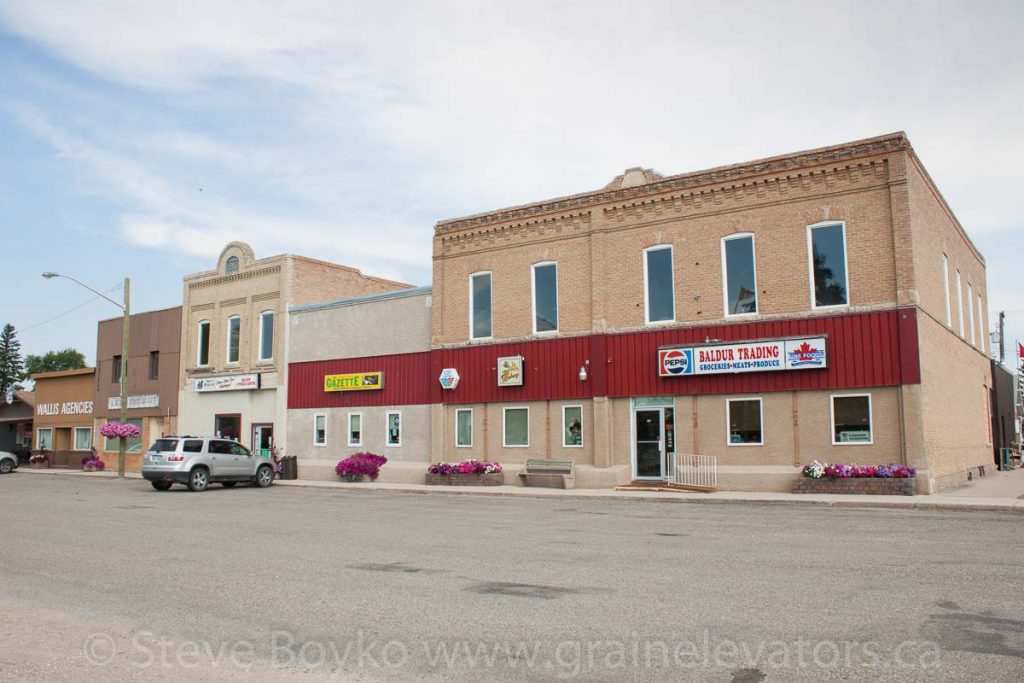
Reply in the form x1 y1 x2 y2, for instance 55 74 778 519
15 465 1024 514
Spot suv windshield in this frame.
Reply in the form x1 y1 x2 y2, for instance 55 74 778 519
149 439 178 453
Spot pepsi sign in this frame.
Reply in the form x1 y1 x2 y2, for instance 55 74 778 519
658 348 693 376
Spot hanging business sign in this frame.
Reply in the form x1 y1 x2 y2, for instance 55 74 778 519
108 394 160 410
439 368 460 390
658 337 827 377
195 373 261 392
324 372 384 392
497 356 524 387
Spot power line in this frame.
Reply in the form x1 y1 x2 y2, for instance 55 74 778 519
18 282 124 333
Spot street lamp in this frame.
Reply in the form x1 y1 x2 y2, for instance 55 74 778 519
42 272 131 478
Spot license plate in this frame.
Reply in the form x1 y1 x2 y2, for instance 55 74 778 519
149 454 162 462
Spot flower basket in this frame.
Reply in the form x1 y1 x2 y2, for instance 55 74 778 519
425 460 504 486
82 458 106 473
100 422 141 439
29 453 49 468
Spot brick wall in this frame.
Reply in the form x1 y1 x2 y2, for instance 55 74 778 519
433 137 907 347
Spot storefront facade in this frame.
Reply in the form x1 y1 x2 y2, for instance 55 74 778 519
94 306 182 471
178 241 410 454
282 133 990 493
424 133 991 493
31 369 96 468
287 286 433 481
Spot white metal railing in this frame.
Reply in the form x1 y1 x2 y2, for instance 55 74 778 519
668 453 718 490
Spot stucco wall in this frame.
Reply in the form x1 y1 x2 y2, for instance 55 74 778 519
289 290 432 363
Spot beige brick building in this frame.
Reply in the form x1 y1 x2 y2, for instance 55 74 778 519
429 132 992 493
177 242 410 454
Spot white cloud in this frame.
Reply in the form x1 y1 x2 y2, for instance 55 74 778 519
1 0 1022 271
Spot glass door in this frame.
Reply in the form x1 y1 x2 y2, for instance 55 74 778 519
252 424 274 458
635 409 663 479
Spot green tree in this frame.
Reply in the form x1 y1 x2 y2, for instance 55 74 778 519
24 348 87 377
0 324 24 399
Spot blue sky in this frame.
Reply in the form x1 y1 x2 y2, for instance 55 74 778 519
1 1 1022 366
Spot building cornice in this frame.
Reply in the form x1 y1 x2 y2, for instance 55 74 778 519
435 132 909 234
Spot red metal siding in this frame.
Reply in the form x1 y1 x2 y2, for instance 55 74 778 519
288 309 920 409
604 309 913 398
288 352 436 409
438 336 593 404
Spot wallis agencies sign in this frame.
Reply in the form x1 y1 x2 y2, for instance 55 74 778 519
658 337 827 377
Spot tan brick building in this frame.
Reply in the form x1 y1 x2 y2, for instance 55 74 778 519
178 242 410 454
428 132 992 493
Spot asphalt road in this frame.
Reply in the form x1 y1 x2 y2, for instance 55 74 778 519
1 474 1022 682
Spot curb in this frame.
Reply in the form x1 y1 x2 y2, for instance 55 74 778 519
270 479 1024 514
15 467 1023 514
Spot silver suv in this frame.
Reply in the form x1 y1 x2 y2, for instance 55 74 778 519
141 437 275 492
0 450 17 474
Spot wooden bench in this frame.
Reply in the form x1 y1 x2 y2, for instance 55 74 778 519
519 459 575 489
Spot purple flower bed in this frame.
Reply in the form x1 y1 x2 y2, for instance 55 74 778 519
83 458 106 471
336 452 387 481
802 460 915 479
427 460 503 476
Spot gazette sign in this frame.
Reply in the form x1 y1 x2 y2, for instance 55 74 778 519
324 372 384 392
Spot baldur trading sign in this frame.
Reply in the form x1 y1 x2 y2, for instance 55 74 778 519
658 337 827 377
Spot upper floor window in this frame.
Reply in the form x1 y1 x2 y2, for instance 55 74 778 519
226 315 241 364
149 351 159 380
722 234 757 316
955 270 964 337
808 222 848 308
967 283 976 345
111 355 122 384
469 272 492 339
225 256 239 274
532 262 558 333
258 311 274 361
644 246 675 323
197 320 211 367
942 254 952 327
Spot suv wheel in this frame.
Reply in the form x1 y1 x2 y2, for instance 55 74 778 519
151 481 173 491
187 467 210 492
0 460 12 474
255 465 274 488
